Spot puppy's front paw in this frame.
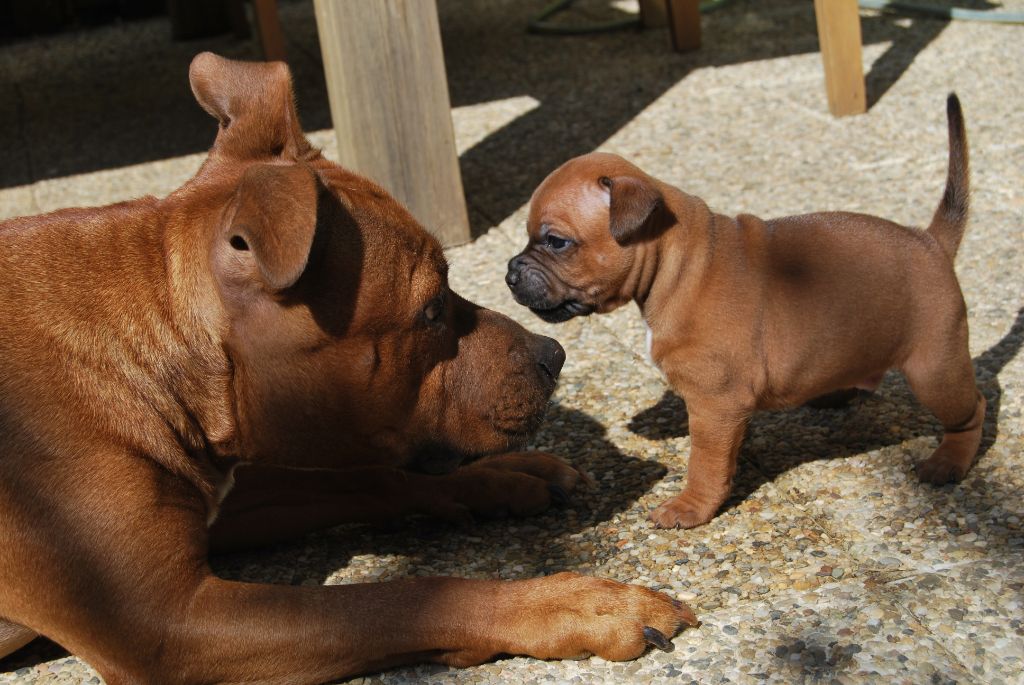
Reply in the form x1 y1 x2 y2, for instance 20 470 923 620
916 452 970 485
649 492 717 529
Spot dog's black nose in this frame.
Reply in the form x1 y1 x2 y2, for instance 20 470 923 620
506 256 524 288
537 336 566 380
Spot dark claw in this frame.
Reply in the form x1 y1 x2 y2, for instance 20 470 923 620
548 484 569 506
642 626 674 653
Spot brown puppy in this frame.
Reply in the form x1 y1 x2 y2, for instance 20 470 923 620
507 95 984 529
0 53 696 683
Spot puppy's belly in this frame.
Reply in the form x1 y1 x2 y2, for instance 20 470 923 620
642 320 887 408
773 370 887 410
853 373 884 392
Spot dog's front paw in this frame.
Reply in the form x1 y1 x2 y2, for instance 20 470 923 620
648 492 717 529
428 452 590 522
500 572 698 662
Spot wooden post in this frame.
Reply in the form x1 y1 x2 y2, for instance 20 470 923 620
666 0 701 52
252 0 286 62
639 0 668 28
814 0 867 116
313 0 471 246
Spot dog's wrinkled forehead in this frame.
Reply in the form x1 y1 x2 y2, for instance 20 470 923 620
316 164 448 297
529 152 644 237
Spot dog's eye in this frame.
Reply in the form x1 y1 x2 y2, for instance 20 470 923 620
546 234 571 251
423 294 445 323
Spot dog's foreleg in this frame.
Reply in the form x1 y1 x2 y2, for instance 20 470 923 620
210 454 588 552
649 400 749 529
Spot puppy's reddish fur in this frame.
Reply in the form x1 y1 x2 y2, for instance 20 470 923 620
0 54 695 683
508 95 984 529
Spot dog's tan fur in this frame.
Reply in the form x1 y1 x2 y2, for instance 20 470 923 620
507 95 984 529
0 54 696 683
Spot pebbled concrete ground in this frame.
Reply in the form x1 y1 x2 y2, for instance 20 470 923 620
1 1 1022 683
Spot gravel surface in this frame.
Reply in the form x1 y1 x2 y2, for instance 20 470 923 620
1 0 1022 683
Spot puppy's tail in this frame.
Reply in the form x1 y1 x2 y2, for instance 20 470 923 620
926 93 970 260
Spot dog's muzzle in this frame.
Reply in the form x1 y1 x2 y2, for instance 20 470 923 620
506 254 594 323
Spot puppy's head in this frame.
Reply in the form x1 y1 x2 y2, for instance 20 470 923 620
506 152 669 322
187 53 564 473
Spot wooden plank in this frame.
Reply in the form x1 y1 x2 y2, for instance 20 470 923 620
313 0 470 246
666 0 701 52
639 0 668 28
814 0 867 117
252 0 286 62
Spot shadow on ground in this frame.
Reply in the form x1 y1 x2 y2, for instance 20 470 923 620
2 0 983 238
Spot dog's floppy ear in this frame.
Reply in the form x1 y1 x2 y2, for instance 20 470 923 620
222 163 319 292
600 175 663 245
189 52 311 160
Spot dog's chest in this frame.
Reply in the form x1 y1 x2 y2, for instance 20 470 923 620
643 323 667 379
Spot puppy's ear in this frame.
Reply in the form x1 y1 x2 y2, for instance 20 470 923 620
220 163 320 292
600 175 663 245
189 52 312 160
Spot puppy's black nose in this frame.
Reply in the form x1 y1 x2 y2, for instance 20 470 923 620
537 336 566 380
506 256 525 288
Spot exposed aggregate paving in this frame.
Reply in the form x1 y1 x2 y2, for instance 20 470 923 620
1 0 1022 683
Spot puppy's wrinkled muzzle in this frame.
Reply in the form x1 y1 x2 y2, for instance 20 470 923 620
506 253 585 323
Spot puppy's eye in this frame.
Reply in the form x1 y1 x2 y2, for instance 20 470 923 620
423 294 445 322
546 234 572 251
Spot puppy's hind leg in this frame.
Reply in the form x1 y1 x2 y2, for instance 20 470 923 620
902 331 985 485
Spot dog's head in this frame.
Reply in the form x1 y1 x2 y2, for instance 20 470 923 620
506 152 670 322
188 53 564 474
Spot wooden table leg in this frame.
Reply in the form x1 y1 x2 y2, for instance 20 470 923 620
814 0 867 116
252 0 286 62
639 0 668 27
313 0 471 247
666 0 701 52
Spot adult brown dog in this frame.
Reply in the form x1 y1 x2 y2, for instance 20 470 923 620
0 53 696 683
506 95 984 529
